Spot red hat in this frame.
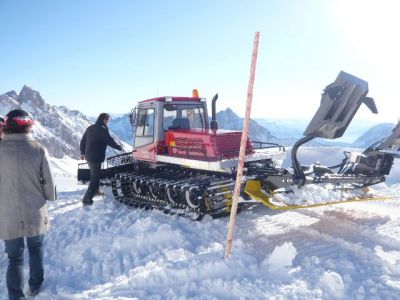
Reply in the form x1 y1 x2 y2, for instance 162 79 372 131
5 109 35 129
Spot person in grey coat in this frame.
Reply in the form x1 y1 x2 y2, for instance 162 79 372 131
0 115 4 140
0 109 55 299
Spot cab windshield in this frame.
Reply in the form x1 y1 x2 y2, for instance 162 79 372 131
163 104 206 130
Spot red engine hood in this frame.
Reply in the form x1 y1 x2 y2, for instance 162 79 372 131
165 128 253 160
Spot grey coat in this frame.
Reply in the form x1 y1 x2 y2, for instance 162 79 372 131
0 134 55 240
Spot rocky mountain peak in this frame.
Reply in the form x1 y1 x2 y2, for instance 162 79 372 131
0 91 20 116
216 108 277 142
5 90 18 99
0 86 130 159
58 105 87 119
221 107 236 117
17 85 46 108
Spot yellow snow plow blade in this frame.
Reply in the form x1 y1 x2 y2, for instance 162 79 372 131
244 180 392 210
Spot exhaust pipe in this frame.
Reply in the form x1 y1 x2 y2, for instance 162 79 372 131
210 93 218 130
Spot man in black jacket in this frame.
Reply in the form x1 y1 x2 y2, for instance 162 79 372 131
80 113 122 205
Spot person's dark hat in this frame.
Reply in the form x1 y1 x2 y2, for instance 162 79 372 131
5 109 35 129
96 113 111 125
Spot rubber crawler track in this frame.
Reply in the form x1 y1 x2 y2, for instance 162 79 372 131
110 167 236 220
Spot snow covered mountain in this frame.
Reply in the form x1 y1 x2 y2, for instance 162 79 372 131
108 114 133 145
255 118 308 141
216 108 278 143
3 85 389 158
216 110 360 147
0 86 130 159
217 109 355 147
352 123 396 148
255 118 382 146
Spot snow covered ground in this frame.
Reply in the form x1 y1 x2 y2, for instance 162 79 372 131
1 152 400 299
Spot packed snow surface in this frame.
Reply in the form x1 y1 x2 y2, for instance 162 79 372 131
1 157 400 299
272 183 386 206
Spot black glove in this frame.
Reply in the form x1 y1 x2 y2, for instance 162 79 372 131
118 145 123 151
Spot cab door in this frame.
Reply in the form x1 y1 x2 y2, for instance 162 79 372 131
133 108 157 161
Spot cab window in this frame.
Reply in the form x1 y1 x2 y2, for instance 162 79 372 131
163 104 205 130
134 109 154 147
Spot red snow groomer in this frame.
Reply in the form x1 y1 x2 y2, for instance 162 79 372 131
78 71 400 219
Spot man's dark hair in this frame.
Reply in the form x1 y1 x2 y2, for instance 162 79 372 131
96 113 110 124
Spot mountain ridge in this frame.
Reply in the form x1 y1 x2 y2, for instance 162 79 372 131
1 86 393 157
0 86 130 159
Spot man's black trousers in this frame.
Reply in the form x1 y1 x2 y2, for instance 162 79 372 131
83 161 102 203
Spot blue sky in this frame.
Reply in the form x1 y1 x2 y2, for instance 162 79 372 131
1 0 399 122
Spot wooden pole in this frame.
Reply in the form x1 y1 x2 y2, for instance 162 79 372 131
225 32 260 259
